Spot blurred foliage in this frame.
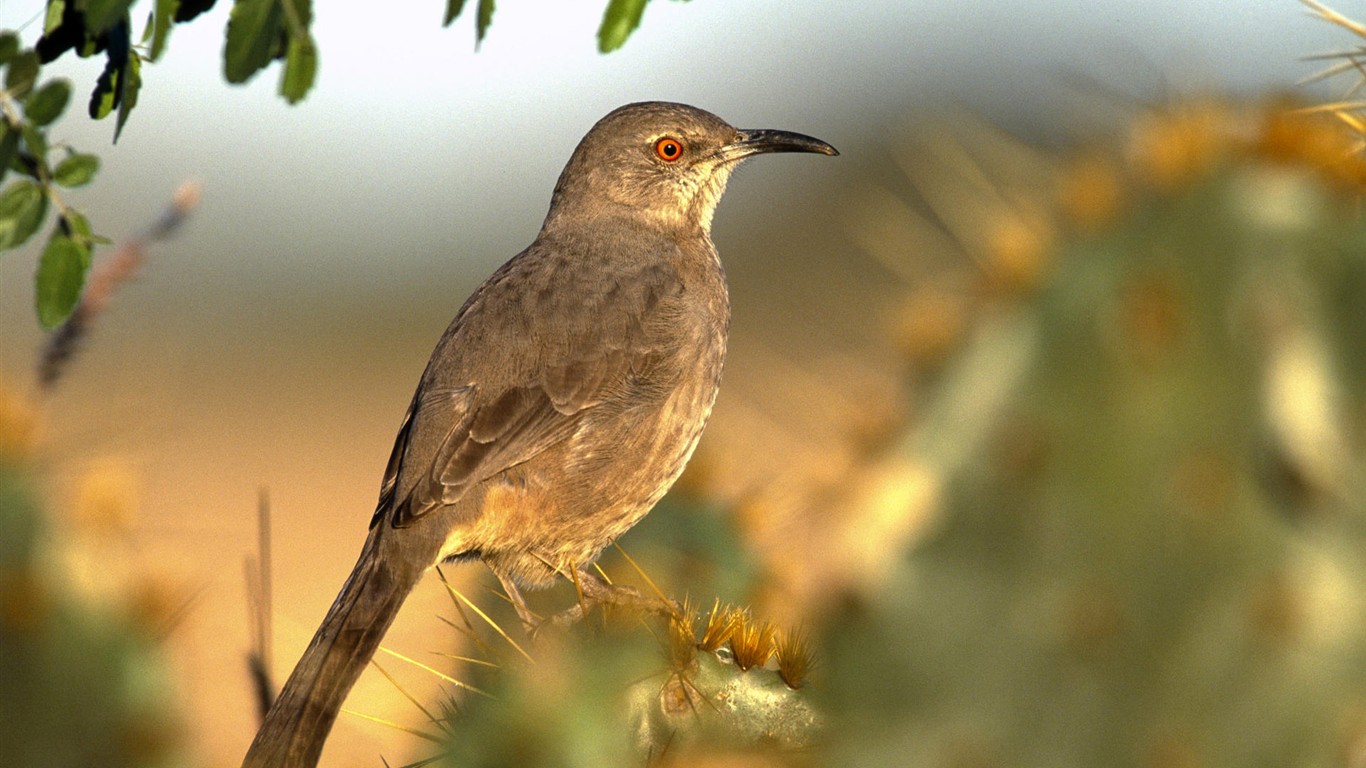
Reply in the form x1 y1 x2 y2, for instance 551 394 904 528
423 615 816 768
0 0 686 328
0 389 185 768
815 99 1366 768
392 496 819 766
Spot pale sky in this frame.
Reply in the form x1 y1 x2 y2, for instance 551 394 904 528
0 0 1345 292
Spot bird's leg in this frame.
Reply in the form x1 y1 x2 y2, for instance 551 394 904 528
493 570 539 634
581 569 684 617
545 569 681 628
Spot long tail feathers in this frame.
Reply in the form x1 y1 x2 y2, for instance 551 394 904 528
242 532 420 768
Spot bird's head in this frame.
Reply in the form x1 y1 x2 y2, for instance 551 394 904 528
545 101 838 236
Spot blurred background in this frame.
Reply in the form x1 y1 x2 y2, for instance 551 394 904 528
3 1 1366 766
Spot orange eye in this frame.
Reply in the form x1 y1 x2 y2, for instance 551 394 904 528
654 137 683 162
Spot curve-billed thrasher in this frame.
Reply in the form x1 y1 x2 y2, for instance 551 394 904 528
242 101 837 767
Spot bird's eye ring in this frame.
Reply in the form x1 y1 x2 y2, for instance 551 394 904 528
654 137 683 162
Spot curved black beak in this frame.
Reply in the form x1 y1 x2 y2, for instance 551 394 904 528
719 128 839 162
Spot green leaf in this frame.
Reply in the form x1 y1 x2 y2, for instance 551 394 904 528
89 21 132 124
149 0 180 60
598 0 649 53
275 0 315 102
53 153 99 187
89 56 120 119
23 80 72 126
36 0 108 63
443 0 469 26
0 180 49 251
43 1 67 36
62 209 95 244
0 128 17 185
225 0 285 84
174 0 218 23
140 8 153 43
20 124 48 166
0 33 18 65
283 0 313 30
88 29 138 139
476 0 494 47
82 0 137 35
279 33 316 104
61 208 106 249
35 232 91 328
4 50 40 98
176 0 218 21
114 50 141 142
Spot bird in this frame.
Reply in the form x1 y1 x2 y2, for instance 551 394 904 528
241 101 837 767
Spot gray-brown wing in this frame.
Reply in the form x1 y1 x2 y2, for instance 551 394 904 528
369 388 422 528
384 345 663 528
376 243 685 528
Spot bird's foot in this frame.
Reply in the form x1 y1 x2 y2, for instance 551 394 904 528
544 570 680 628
